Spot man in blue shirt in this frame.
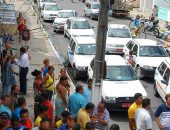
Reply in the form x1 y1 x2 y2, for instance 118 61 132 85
83 79 92 103
68 85 86 118
155 94 170 130
0 95 11 118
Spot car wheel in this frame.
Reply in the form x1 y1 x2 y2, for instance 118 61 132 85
90 14 93 20
153 83 160 97
135 66 144 79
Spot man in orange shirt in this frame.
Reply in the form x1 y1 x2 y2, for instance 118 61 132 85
20 109 32 129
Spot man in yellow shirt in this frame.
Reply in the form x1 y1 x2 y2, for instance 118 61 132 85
34 105 48 127
77 102 95 130
128 93 143 130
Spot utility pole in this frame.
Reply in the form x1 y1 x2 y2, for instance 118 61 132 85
91 0 109 106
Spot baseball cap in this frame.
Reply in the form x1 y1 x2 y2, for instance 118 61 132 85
0 112 10 119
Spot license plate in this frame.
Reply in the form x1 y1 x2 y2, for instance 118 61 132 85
121 103 131 108
116 49 123 52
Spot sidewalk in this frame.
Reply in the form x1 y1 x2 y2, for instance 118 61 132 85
0 0 74 120
130 8 167 31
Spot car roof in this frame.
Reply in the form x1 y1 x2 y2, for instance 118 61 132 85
105 55 127 66
133 39 157 46
74 37 96 44
58 10 76 13
108 24 129 29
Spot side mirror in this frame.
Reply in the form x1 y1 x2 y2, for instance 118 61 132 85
161 80 168 85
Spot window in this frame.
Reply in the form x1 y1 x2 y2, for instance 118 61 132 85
163 68 170 83
132 44 138 55
126 41 134 50
158 62 167 76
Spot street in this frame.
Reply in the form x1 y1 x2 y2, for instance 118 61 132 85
33 0 162 129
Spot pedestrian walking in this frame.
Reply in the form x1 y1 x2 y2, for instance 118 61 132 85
42 66 55 100
77 102 95 130
1 55 17 95
20 109 32 129
128 93 143 130
68 85 86 118
135 98 152 130
91 101 110 130
55 76 69 122
155 94 170 130
16 47 30 95
152 5 158 18
83 79 92 103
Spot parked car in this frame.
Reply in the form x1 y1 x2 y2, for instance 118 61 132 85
154 59 170 102
53 10 78 32
106 24 132 55
41 3 61 21
84 2 100 20
123 39 169 79
67 36 96 79
87 55 147 111
64 17 95 38
156 31 170 55
40 0 54 9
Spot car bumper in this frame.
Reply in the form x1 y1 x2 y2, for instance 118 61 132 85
43 16 56 21
75 68 87 78
140 67 156 78
53 24 65 31
106 47 124 55
102 97 135 111
92 13 99 19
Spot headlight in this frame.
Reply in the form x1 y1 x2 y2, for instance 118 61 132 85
104 96 116 102
77 66 86 70
143 65 153 70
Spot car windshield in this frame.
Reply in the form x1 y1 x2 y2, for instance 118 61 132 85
105 66 138 81
45 5 60 11
139 46 168 57
72 20 91 29
42 0 53 2
75 44 96 55
108 28 131 38
58 12 74 18
91 3 100 9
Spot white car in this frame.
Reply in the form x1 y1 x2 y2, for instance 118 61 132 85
64 17 95 38
123 39 169 79
87 55 147 110
41 3 61 21
154 59 170 102
53 10 78 32
84 2 100 20
67 36 96 79
40 0 54 9
106 24 132 55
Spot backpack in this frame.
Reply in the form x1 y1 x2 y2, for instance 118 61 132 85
22 29 30 41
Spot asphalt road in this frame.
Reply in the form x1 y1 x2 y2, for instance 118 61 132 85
33 0 162 129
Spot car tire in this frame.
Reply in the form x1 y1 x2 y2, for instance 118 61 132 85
135 66 144 79
153 83 160 97
90 14 93 20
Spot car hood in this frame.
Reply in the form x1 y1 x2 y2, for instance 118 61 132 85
91 9 99 13
137 57 169 67
106 37 131 46
102 80 147 97
44 10 60 14
70 29 95 36
54 18 68 23
74 55 94 67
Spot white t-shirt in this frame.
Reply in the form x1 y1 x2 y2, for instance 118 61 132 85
135 108 152 130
